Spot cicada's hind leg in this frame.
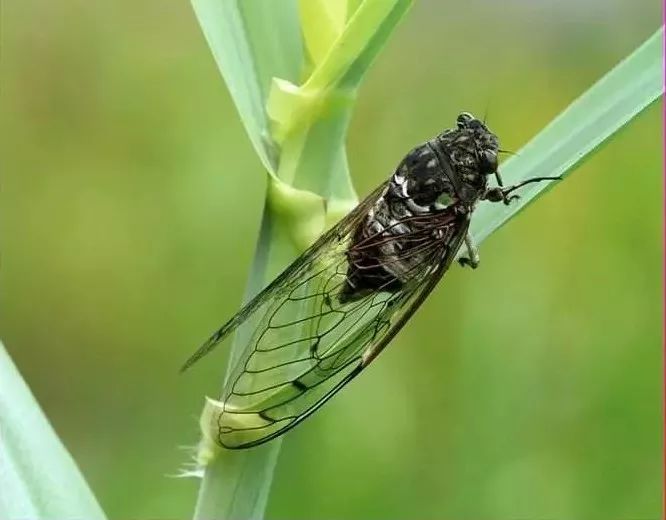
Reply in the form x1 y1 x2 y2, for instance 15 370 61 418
458 233 480 269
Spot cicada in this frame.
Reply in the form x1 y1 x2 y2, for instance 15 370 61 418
182 112 559 449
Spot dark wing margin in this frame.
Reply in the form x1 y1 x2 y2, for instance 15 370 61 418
196 208 470 449
180 182 389 373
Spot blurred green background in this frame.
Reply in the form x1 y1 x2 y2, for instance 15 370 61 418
1 1 662 518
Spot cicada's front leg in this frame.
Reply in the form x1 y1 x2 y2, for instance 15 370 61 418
483 175 563 205
458 233 480 269
482 186 521 206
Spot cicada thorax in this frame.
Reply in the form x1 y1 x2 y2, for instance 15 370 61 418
429 127 492 205
339 142 465 303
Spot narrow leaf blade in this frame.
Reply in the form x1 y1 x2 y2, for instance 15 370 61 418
191 0 303 173
470 27 664 244
0 342 106 520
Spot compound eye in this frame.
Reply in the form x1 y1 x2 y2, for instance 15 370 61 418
480 150 498 174
456 112 474 128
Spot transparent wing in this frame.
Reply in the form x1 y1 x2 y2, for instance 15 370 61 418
184 186 469 448
181 183 390 373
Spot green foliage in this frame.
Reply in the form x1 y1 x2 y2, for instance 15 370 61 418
0 342 106 520
190 0 302 173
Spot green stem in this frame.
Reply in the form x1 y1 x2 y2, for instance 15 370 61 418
192 202 292 520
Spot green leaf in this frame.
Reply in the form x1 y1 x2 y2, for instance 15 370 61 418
0 341 106 520
191 0 303 173
469 27 664 245
299 0 349 66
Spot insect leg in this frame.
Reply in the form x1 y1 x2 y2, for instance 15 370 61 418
484 175 562 205
458 233 480 269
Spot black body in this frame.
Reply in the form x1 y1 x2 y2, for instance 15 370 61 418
341 112 498 301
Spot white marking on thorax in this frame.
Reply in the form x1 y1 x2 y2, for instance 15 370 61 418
392 172 410 199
